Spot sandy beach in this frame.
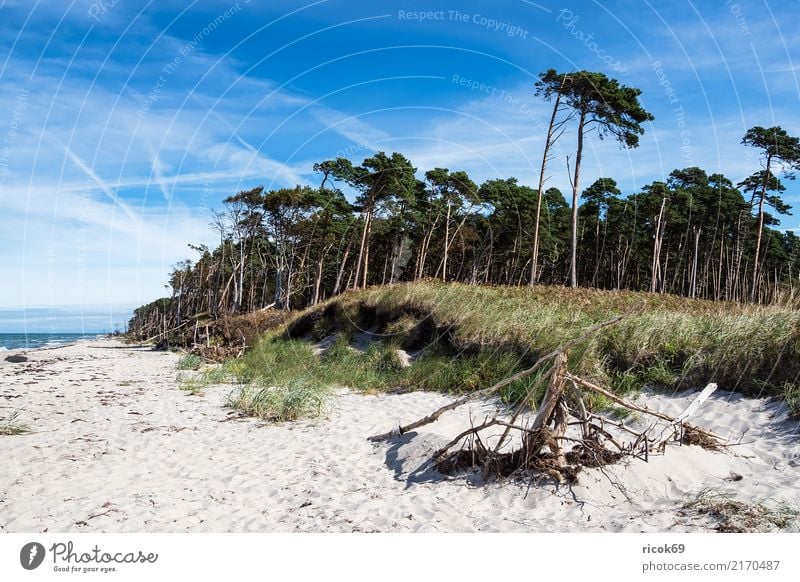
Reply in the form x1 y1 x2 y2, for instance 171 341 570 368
1 337 799 533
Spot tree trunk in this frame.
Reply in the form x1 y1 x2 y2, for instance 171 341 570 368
333 239 351 296
569 112 586 288
751 155 772 302
442 199 452 282
353 205 372 290
690 227 701 298
362 212 372 289
651 195 667 293
531 83 564 286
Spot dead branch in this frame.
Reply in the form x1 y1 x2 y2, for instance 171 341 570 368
653 383 718 449
141 320 193 344
432 418 499 461
530 352 568 432
586 413 646 439
368 307 639 442
565 373 725 443
371 302 725 487
568 378 590 438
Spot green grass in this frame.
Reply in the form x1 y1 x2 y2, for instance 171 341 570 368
226 380 331 422
223 281 800 420
226 333 543 401
329 282 800 396
0 411 30 435
178 376 204 395
784 384 800 420
176 360 242 395
177 354 203 370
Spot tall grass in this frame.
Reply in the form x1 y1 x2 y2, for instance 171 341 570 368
228 333 543 400
334 282 800 397
226 381 331 422
785 384 800 420
226 281 800 419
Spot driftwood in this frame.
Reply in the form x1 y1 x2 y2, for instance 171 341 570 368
653 382 718 450
369 304 725 483
368 307 638 442
141 320 193 345
565 374 724 441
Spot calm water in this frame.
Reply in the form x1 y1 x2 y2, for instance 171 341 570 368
0 333 102 351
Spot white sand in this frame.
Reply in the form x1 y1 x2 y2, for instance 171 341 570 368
1 338 799 533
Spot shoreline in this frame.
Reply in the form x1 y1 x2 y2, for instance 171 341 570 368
1 336 799 533
0 335 109 356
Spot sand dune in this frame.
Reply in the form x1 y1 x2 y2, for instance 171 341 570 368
1 338 798 533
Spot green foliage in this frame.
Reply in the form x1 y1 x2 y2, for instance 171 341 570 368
177 354 203 370
742 126 800 169
276 282 800 400
784 384 800 420
128 139 800 349
536 68 654 147
178 377 204 395
227 380 331 422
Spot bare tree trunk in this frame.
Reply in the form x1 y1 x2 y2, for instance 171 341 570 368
442 199 451 282
531 82 566 286
732 208 746 302
751 155 772 302
353 206 372 290
569 112 586 288
651 195 667 293
312 246 329 305
690 227 701 298
362 212 372 289
333 239 352 296
415 212 440 280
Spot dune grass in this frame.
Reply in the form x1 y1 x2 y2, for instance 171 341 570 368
0 411 30 435
176 360 241 396
228 334 544 399
177 354 203 370
226 380 331 422
224 281 800 420
785 384 800 420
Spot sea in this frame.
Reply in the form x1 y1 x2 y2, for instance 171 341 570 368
0 333 104 351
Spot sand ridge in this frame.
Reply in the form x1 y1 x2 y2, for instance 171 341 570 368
1 338 798 532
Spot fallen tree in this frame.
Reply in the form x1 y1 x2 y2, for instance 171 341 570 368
369 306 724 483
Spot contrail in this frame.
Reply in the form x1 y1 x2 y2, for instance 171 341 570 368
149 150 173 203
45 131 142 225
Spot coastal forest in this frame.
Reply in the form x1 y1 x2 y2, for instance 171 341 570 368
128 70 800 339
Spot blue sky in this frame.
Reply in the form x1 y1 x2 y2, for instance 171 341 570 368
0 0 798 332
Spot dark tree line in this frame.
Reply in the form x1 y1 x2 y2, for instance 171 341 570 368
129 70 800 339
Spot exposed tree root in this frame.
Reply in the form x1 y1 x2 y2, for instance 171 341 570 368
682 423 721 450
370 307 725 484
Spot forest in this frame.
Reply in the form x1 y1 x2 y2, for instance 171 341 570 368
128 70 800 339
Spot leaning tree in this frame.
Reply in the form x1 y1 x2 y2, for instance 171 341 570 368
535 69 654 288
741 126 800 301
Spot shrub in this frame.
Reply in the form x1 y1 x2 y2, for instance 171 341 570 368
177 354 203 370
227 380 331 421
